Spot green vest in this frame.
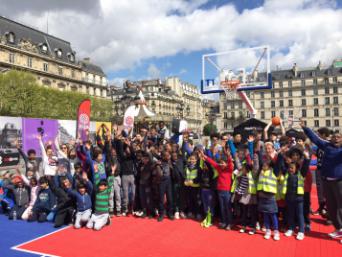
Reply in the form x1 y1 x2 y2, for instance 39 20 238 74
281 173 304 196
185 167 199 187
257 169 277 194
231 171 257 195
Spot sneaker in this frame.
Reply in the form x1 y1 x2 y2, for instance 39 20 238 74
256 222 261 230
122 212 127 217
116 211 122 217
106 217 111 226
174 212 180 220
109 210 114 218
248 229 256 235
225 225 231 231
285 230 294 237
141 212 147 218
158 215 164 222
219 223 227 229
169 215 175 221
180 212 187 219
296 232 305 240
264 230 271 240
328 230 342 238
273 231 280 241
239 227 246 233
305 224 311 232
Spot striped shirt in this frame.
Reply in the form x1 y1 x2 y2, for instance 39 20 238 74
235 175 249 195
94 175 114 214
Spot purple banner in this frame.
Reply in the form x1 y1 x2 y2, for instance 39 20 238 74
22 118 58 157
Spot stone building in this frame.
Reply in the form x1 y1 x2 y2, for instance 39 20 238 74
219 60 342 132
0 16 108 98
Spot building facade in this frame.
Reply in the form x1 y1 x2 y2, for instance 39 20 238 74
111 77 216 133
0 16 108 98
219 60 342 132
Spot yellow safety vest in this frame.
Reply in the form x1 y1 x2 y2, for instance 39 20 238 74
230 171 257 195
185 167 200 187
281 173 304 196
257 169 277 194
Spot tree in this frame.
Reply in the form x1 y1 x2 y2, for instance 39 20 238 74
0 70 113 121
203 123 217 136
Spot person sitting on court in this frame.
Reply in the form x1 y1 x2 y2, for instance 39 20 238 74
87 171 113 231
66 172 93 229
28 176 56 223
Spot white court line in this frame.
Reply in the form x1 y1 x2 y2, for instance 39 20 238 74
11 225 71 257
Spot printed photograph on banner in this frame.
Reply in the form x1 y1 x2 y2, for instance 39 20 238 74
58 120 77 144
0 116 22 148
95 122 111 143
22 118 58 157
89 122 97 143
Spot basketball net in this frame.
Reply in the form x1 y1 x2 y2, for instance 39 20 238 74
220 80 240 99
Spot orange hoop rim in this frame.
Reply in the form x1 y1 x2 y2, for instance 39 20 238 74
220 80 240 89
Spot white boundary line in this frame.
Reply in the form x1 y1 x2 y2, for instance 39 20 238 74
11 225 71 257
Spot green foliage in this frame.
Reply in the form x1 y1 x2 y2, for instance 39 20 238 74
203 123 217 136
0 70 112 121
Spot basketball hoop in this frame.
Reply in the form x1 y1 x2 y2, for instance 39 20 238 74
220 80 240 99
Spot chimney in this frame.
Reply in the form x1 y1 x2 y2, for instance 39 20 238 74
83 57 90 63
292 63 298 77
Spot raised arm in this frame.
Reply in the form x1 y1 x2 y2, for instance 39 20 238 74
264 121 272 140
55 134 67 159
300 120 329 150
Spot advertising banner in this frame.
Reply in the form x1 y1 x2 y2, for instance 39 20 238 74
76 99 91 141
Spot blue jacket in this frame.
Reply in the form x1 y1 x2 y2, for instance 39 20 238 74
303 127 342 179
33 187 56 212
67 181 93 212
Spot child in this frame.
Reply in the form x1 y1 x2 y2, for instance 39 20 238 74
2 172 30 220
86 170 113 231
171 151 186 219
67 173 93 229
200 147 234 230
21 173 39 221
184 154 202 220
257 159 280 240
139 152 153 218
155 151 174 222
282 161 307 240
28 176 57 223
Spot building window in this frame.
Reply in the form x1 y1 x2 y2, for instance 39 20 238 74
301 99 306 106
334 120 339 127
68 53 75 62
71 69 75 78
279 81 283 88
279 100 284 107
301 80 305 87
224 122 228 129
271 111 276 117
314 98 319 105
288 99 293 107
27 57 32 68
326 108 331 117
93 75 95 83
288 89 292 97
333 86 338 94
43 63 48 72
314 108 319 117
260 92 264 99
333 77 338 83
301 89 306 96
224 112 227 119
41 44 48 53
55 49 62 58
326 120 331 127
325 97 330 105
313 87 318 95
314 120 319 127
313 78 317 85
9 53 15 63
261 111 265 119
333 96 339 104
288 80 292 87
302 109 307 117
271 91 275 97
260 101 264 108
58 67 63 76
289 110 294 116
7 32 15 43
325 87 330 94
271 101 275 108
279 90 283 97
324 78 329 85
312 71 316 77
231 112 235 118
333 107 339 116
300 73 305 78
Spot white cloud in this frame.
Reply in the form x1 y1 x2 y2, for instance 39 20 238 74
179 68 187 75
147 63 161 78
2 0 341 75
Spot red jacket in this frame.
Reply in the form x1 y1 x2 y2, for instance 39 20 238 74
204 155 234 191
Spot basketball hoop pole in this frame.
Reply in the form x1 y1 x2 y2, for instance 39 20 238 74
237 91 257 118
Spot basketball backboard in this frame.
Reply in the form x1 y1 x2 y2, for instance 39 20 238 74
201 45 272 94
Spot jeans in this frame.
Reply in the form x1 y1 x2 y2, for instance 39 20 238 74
217 190 232 226
173 183 186 213
159 178 173 216
323 179 342 230
264 212 279 230
286 197 304 232
201 189 215 216
109 176 121 212
185 187 201 215
122 175 135 213
139 184 152 213
303 192 311 225
241 204 258 228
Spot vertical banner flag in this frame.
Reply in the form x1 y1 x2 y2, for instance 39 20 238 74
77 99 91 141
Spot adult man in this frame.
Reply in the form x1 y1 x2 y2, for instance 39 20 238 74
300 120 342 239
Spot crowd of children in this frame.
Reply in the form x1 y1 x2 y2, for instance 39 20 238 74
1 120 341 242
